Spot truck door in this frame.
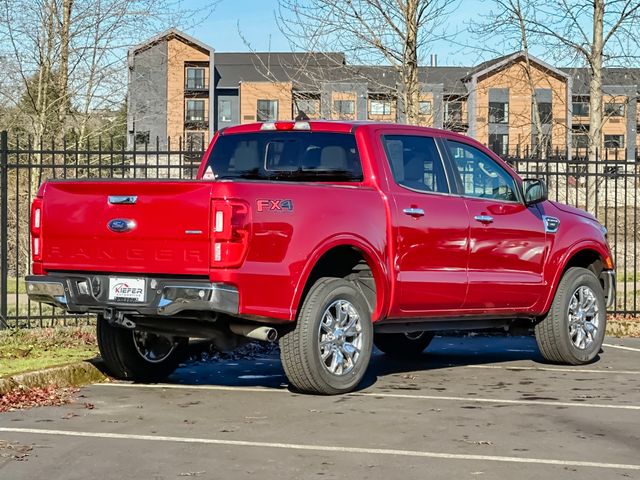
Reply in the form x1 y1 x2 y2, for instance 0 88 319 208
381 133 470 317
444 140 547 310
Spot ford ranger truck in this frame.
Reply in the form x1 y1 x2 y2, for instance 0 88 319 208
26 121 615 394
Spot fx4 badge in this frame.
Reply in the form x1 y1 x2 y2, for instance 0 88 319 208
256 199 294 212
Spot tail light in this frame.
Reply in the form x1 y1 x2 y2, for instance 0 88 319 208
31 198 43 262
211 199 250 268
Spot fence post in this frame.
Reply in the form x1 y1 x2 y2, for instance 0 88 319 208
0 131 8 328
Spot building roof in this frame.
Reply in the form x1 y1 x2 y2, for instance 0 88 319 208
132 30 640 96
214 52 346 89
562 67 640 94
130 27 214 56
463 51 571 83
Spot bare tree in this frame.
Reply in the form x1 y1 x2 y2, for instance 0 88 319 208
470 0 553 157
277 0 455 125
520 0 640 159
0 0 218 142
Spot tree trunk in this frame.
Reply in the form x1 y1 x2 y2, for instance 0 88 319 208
515 0 544 159
57 0 73 138
588 0 604 162
403 0 420 125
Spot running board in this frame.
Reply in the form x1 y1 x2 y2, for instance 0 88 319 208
374 317 534 334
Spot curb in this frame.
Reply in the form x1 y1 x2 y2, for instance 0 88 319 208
0 360 108 396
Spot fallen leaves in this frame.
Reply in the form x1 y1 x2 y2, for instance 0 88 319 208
0 385 78 412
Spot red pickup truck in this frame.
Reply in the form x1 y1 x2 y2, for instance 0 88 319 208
26 121 615 394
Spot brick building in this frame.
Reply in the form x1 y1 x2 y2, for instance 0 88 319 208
127 28 639 159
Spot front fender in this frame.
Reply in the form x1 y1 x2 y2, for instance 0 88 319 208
290 234 391 322
539 238 612 314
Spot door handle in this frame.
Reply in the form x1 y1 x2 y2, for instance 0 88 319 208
474 215 494 224
403 207 425 217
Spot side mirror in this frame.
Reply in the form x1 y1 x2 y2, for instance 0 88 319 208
523 178 548 206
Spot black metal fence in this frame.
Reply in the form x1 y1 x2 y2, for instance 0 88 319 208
0 132 204 328
0 131 638 329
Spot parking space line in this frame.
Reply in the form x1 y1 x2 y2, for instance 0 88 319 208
93 383 640 411
463 365 640 375
603 343 640 353
1 427 638 471
351 392 640 410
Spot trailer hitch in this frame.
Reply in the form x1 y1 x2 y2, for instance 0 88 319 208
103 307 136 329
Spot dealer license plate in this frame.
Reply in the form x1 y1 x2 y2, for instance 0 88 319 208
108 277 146 303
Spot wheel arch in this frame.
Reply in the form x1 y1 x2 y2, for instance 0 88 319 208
290 237 390 323
541 241 612 314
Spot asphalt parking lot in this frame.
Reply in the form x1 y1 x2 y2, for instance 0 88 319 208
1 335 639 479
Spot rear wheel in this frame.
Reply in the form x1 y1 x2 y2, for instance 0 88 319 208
535 267 606 365
97 315 187 382
279 277 373 395
374 331 434 358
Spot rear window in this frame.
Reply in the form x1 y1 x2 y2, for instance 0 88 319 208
204 132 363 181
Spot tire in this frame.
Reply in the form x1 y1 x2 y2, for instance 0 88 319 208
97 315 188 382
535 267 606 365
374 331 434 358
279 277 373 395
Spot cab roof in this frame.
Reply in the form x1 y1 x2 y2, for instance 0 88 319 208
220 120 454 137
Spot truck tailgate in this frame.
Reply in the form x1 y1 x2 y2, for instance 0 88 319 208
41 181 212 275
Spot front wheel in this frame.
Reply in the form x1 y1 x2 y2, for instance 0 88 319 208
279 277 373 395
97 315 188 382
535 267 606 365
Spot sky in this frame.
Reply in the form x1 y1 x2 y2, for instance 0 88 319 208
188 0 497 67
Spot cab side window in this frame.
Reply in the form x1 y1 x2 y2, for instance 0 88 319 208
382 135 449 194
446 141 518 202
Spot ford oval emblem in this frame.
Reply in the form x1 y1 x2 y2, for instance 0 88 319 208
108 218 136 233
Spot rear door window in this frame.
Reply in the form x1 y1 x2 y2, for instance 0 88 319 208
205 132 362 181
382 135 449 194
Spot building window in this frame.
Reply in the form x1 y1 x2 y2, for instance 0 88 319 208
488 133 509 156
219 99 232 122
334 100 355 117
572 134 589 149
186 67 206 90
488 102 508 124
369 100 392 116
572 101 589 116
257 99 278 122
604 102 625 117
186 132 205 151
445 101 463 123
604 135 624 148
534 102 553 124
294 98 319 117
135 131 150 145
186 100 206 122
419 101 432 115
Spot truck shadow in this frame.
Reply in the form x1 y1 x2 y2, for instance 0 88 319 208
167 335 602 391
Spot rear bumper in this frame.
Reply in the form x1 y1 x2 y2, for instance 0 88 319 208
25 274 239 317
601 270 616 309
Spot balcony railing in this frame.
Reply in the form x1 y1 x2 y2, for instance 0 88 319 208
185 82 209 92
444 112 468 126
184 115 208 127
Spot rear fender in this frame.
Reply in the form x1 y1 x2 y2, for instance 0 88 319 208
290 235 390 322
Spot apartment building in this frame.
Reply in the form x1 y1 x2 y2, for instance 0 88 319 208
128 28 640 159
